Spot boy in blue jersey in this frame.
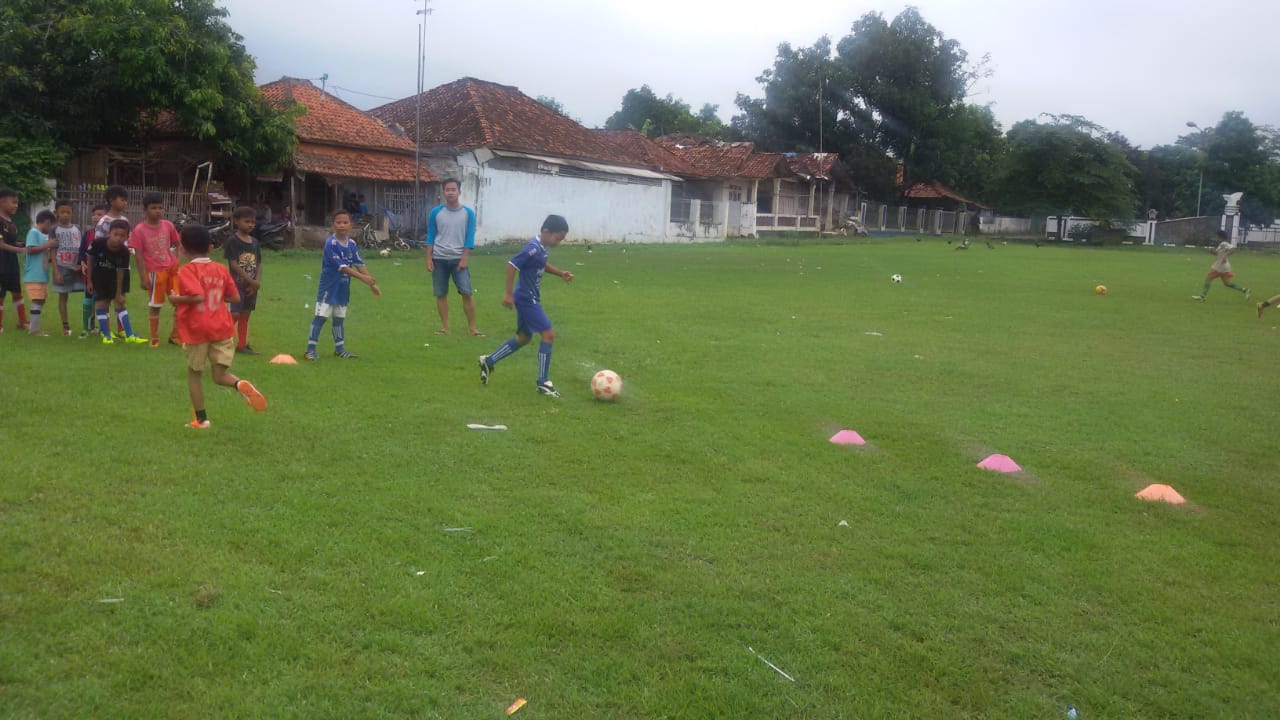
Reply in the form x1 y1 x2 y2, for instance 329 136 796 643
425 178 482 336
304 210 380 360
477 214 574 397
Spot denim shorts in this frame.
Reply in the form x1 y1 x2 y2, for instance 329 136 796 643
431 258 473 297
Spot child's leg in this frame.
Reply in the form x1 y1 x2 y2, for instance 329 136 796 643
188 368 207 422
114 300 136 337
211 362 267 412
536 329 557 384
58 292 70 331
95 300 112 336
28 299 43 334
13 291 26 328
1221 276 1249 294
235 311 251 349
82 293 95 333
486 332 529 367
148 306 161 340
306 314 328 357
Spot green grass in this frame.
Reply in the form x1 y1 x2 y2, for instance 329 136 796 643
2 237 1278 718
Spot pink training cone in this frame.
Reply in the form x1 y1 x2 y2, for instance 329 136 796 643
829 430 866 446
1135 484 1186 504
977 454 1022 473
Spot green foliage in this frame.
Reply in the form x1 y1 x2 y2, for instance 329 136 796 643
993 118 1139 219
3 245 1279 716
0 0 295 178
605 85 731 139
732 8 996 200
0 136 68 203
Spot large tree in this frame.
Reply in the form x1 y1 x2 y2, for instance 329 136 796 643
605 85 731 139
0 0 294 201
732 8 994 199
992 117 1138 220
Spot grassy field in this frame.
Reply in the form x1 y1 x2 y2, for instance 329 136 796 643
2 236 1278 718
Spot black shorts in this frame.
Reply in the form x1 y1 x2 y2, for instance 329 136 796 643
230 280 257 312
0 273 19 295
91 268 122 301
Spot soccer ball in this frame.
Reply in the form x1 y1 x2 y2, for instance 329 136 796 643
1095 284 1107 295
380 248 391 258
891 274 903 284
591 369 623 401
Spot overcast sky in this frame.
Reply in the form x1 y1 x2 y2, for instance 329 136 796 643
219 0 1277 150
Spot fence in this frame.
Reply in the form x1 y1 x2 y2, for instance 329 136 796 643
1242 226 1280 245
56 185 208 231
1150 216 1217 246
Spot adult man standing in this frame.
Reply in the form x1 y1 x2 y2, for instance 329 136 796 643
425 178 483 336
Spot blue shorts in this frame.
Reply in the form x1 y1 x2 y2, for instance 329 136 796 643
431 258 472 297
515 303 551 336
230 279 257 313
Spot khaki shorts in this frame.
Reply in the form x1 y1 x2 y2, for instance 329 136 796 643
24 282 48 301
184 336 236 372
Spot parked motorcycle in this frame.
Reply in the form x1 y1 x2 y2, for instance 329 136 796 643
253 219 290 251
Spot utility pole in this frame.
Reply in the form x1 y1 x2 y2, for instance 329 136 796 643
1186 120 1207 217
413 0 432 242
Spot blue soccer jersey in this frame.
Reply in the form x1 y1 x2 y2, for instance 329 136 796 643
317 235 364 306
509 237 547 305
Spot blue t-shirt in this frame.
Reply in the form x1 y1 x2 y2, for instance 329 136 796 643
23 228 50 284
316 235 363 303
508 237 548 306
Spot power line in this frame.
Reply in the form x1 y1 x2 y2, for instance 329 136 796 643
331 85 398 101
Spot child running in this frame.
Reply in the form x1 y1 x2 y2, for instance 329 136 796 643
1192 230 1250 302
50 200 86 335
168 224 267 428
477 214 574 397
304 210 380 360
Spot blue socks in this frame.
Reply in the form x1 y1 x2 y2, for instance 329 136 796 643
536 341 552 384
96 308 111 336
115 308 133 336
306 316 326 353
332 316 345 352
488 338 522 366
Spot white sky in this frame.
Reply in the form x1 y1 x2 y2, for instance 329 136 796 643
220 0 1278 150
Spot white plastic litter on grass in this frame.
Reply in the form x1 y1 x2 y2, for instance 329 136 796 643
443 527 474 533
837 520 849 527
747 646 796 682
864 331 883 336
466 423 508 430
98 598 124 604
416 571 426 576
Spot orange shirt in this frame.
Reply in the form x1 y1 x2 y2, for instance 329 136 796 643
175 258 237 344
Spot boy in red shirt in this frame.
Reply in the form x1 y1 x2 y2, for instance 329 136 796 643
131 192 182 347
169 224 267 429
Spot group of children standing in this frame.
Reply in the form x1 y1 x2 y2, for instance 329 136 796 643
0 186 266 427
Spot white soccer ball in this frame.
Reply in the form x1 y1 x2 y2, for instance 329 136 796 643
891 274 903 284
591 369 623 401
379 248 391 257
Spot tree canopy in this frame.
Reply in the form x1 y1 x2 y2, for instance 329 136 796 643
991 117 1138 220
0 0 295 201
604 85 731 140
732 7 997 200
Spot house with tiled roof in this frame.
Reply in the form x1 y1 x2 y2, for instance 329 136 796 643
371 77 701 243
655 136 857 236
259 77 438 226
901 180 989 212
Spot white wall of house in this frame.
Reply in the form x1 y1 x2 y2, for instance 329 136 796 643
436 152 673 244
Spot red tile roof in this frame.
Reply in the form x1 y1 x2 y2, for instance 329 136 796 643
902 181 989 209
259 77 435 182
654 136 790 180
787 153 839 180
369 78 649 170
592 130 706 178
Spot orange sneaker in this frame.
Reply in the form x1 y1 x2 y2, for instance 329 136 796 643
236 380 267 412
186 419 211 429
